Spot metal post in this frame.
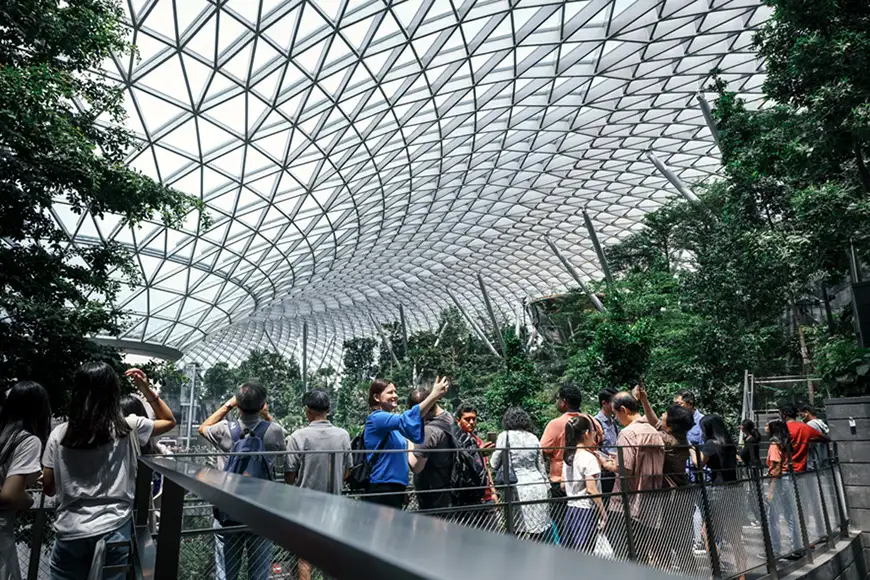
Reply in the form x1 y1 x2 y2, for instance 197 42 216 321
813 453 835 549
697 93 720 150
302 321 308 389
328 450 336 494
616 446 637 562
446 288 501 358
26 494 47 580
501 453 515 535
185 362 198 450
433 320 449 348
582 209 615 289
850 240 862 282
135 460 154 528
829 442 850 536
477 273 508 359
786 441 814 563
751 463 779 579
154 477 185 579
399 304 409 359
820 283 835 333
545 237 606 312
646 151 701 203
695 445 723 578
368 312 401 366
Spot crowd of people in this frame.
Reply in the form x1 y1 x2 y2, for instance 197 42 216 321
0 365 836 580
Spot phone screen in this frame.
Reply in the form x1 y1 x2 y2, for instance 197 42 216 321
486 432 498 443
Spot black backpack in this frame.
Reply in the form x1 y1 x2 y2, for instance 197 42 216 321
347 432 388 491
431 422 489 506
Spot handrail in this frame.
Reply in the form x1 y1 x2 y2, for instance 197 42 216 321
139 457 691 580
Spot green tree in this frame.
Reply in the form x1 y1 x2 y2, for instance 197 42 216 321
333 337 376 431
0 0 204 412
234 350 303 429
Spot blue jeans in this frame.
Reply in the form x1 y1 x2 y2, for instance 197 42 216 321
49 519 132 580
213 519 272 580
562 506 598 551
768 475 799 555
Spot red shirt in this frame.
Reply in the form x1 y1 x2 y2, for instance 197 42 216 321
787 421 824 473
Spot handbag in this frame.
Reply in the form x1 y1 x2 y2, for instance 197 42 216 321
493 432 519 486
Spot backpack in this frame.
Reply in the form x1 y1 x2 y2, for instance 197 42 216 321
347 432 388 491
214 420 273 525
431 423 489 506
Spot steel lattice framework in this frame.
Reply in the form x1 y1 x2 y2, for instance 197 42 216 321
59 0 768 367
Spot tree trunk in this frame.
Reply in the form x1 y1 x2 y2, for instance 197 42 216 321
792 303 812 374
853 139 870 195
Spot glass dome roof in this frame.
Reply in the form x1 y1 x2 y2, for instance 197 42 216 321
68 0 768 367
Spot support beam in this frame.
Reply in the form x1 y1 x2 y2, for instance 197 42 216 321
315 335 336 375
697 93 720 150
433 320 449 348
477 273 508 358
368 312 400 367
545 237 606 313
302 321 308 390
582 209 614 289
446 288 501 358
399 304 409 359
646 151 700 203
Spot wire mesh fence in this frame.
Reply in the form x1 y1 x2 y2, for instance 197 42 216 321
0 442 851 580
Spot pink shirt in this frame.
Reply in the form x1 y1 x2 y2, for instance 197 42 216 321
609 416 665 526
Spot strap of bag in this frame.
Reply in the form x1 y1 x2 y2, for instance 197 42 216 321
365 433 390 468
251 420 271 439
228 421 242 443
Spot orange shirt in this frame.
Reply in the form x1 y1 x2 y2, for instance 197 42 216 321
540 412 580 482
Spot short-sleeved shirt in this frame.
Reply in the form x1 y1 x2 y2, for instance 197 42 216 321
564 449 601 509
286 421 351 494
687 410 706 446
594 410 619 455
786 421 824 473
608 416 664 526
0 434 42 530
767 442 789 476
201 412 287 473
43 417 153 540
540 412 581 482
702 440 738 483
659 429 690 487
413 412 455 509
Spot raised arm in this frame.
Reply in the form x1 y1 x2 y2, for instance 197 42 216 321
199 396 236 437
636 381 660 428
126 369 177 437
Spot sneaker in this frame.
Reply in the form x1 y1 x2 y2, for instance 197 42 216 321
693 547 707 557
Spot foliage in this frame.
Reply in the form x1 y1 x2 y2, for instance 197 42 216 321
0 0 205 413
813 334 870 397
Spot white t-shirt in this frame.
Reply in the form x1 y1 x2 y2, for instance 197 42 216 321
0 434 42 530
563 448 600 509
42 417 153 540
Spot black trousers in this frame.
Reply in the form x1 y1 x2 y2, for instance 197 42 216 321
550 483 567 535
363 483 406 509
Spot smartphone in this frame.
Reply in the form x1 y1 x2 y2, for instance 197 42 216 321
486 432 498 444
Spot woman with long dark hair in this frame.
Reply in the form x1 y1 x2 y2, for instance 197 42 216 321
0 382 51 580
362 377 448 508
43 363 176 580
766 420 799 556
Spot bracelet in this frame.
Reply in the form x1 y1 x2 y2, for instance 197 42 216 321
147 394 159 403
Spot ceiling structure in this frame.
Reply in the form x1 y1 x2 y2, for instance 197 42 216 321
63 0 769 368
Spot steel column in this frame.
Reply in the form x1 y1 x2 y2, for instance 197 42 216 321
545 237 606 312
302 321 308 389
477 273 508 358
697 93 720 150
582 209 614 289
446 288 501 358
368 312 401 366
646 151 700 203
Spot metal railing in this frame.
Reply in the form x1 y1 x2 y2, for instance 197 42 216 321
1 441 850 580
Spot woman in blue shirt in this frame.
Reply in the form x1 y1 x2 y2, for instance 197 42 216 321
363 376 448 508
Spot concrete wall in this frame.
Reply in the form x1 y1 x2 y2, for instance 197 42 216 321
825 396 870 575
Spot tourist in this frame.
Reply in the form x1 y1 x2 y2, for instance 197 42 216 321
120 394 169 532
673 390 705 446
766 419 799 557
0 382 51 580
594 387 619 498
490 407 551 541
739 419 763 526
691 414 745 577
540 383 584 531
285 389 351 580
602 391 664 561
43 364 176 580
362 377 448 509
407 385 456 511
455 403 497 505
779 402 826 474
199 381 286 580
798 403 830 470
561 415 606 552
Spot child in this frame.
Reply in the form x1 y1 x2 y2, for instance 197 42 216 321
562 414 607 551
